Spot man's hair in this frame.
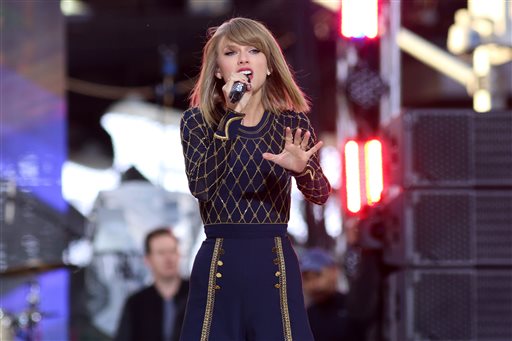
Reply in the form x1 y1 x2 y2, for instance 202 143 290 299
144 227 177 255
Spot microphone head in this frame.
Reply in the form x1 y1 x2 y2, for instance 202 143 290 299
229 82 247 103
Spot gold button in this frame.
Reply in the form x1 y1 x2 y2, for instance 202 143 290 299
215 285 221 290
274 283 281 289
216 273 222 278
275 271 281 277
217 260 224 266
273 258 279 265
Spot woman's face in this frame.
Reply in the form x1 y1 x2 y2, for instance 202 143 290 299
215 37 269 94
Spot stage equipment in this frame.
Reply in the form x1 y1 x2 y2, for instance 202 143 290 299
385 269 512 341
382 109 512 188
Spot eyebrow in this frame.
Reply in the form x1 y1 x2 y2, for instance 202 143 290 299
223 44 240 50
222 44 257 50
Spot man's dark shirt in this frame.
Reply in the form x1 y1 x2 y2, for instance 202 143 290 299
115 281 189 341
307 291 350 341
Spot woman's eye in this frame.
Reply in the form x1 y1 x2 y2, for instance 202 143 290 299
224 51 235 56
250 49 260 54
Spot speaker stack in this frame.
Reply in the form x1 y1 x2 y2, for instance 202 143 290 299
380 110 512 341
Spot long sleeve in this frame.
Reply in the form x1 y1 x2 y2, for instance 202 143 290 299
115 299 133 341
292 113 331 205
180 108 244 202
187 109 329 225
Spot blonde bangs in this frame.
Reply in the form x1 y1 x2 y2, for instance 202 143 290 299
221 21 270 57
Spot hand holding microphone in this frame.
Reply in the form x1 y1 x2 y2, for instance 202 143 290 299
229 81 248 103
224 70 252 109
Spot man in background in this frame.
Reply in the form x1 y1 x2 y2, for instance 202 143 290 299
300 247 351 341
115 228 188 341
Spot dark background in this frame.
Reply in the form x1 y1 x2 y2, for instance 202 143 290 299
68 0 499 168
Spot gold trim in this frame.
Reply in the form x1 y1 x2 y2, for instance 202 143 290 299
274 237 292 341
238 111 270 135
213 116 244 140
201 238 223 341
295 167 314 181
304 169 314 180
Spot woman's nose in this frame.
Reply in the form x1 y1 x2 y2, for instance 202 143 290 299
238 52 249 64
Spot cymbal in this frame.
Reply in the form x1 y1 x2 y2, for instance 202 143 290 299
0 260 71 277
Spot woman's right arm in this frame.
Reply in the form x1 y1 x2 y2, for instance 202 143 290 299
180 108 243 201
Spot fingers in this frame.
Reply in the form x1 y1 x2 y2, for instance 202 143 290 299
294 128 302 147
262 152 276 160
306 140 324 155
223 72 253 111
285 127 293 144
224 72 251 92
301 131 311 150
286 127 313 151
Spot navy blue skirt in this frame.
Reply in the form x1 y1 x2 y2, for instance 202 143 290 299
179 224 314 341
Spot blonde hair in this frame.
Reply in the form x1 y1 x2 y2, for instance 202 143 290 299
189 17 310 127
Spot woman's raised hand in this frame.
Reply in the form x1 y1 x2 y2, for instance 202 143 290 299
262 127 324 173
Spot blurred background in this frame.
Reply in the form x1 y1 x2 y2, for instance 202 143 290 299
1 0 511 340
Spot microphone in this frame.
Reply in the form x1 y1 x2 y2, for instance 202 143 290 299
229 81 247 103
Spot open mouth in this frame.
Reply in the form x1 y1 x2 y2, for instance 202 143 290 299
240 70 253 81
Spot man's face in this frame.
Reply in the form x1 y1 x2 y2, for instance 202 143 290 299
302 267 338 303
145 235 180 281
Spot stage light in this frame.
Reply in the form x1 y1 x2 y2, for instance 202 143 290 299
344 140 362 214
364 139 383 206
60 0 91 17
474 89 492 112
340 0 380 39
345 65 387 110
342 139 384 215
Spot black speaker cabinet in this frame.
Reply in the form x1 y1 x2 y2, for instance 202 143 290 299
383 190 512 267
382 110 512 188
384 269 512 341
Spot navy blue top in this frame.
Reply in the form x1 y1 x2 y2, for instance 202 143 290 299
180 107 331 225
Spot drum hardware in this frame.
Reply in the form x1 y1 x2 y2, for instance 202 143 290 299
0 260 68 278
0 309 15 341
8 278 43 341
1 260 66 341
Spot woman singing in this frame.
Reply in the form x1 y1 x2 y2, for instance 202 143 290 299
180 17 331 341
